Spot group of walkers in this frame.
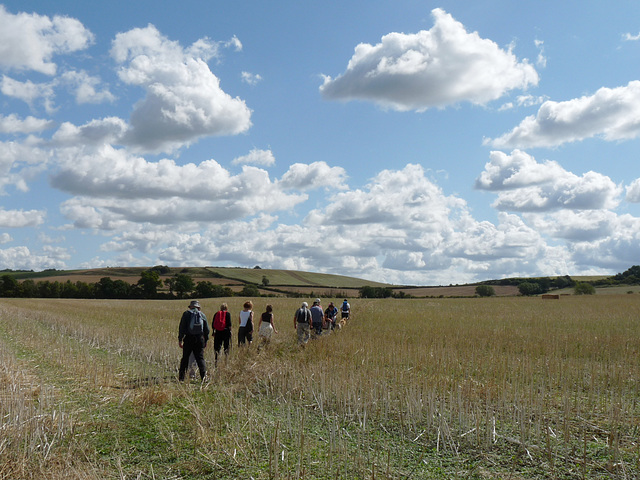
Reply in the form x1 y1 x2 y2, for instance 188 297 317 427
178 298 350 381
293 298 350 346
177 300 278 381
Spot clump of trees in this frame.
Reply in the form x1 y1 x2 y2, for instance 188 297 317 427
475 285 495 297
517 282 543 296
359 286 393 298
241 284 261 297
574 282 596 295
484 275 573 291
514 276 577 296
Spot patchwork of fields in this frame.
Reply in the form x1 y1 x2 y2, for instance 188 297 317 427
1 296 639 479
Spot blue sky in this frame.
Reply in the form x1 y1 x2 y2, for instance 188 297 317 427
1 0 640 285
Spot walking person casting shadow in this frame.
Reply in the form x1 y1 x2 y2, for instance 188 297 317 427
178 300 209 381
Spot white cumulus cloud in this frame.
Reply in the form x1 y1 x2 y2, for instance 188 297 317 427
232 148 275 166
320 8 538 111
523 210 618 242
570 214 640 270
0 208 45 227
0 114 54 134
626 178 640 202
0 5 93 75
59 70 115 104
279 162 348 191
486 81 640 149
110 25 252 154
0 75 56 112
53 145 308 226
0 246 67 270
0 140 51 193
52 118 128 147
476 150 622 212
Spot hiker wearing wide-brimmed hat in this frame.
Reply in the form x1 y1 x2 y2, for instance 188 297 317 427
178 300 210 381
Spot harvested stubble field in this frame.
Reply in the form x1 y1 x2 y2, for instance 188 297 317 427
0 296 639 479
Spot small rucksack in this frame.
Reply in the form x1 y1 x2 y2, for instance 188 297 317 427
213 310 227 331
296 307 309 323
188 310 204 335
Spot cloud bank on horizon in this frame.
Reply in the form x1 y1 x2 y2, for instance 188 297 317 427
0 2 639 285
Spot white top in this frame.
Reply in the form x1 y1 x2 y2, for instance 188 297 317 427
239 310 252 327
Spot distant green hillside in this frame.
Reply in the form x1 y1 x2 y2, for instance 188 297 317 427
204 267 392 288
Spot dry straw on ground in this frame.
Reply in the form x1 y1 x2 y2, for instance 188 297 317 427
0 295 639 479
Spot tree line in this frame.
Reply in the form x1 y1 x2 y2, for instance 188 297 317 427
476 265 640 297
0 268 250 300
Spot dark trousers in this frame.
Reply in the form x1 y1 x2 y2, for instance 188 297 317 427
179 335 206 380
238 325 253 345
214 330 231 362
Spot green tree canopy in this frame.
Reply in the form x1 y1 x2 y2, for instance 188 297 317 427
359 286 393 298
138 270 162 297
475 285 496 297
518 282 541 296
195 281 234 298
241 284 260 297
0 274 19 297
173 273 195 299
574 282 596 295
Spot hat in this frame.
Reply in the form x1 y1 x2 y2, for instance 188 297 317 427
314 298 321 304
189 300 201 308
302 302 308 308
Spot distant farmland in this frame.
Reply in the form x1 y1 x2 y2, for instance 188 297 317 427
6 266 636 297
8 266 523 297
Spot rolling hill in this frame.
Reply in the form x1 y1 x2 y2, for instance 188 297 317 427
4 265 637 297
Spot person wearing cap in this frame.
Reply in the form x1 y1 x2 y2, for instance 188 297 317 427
293 301 312 346
178 300 209 381
310 298 324 337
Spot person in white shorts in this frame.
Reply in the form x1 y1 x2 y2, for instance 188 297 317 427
258 304 278 348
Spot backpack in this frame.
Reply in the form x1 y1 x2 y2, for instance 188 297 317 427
296 307 309 323
188 310 204 335
213 310 227 331
342 301 349 312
